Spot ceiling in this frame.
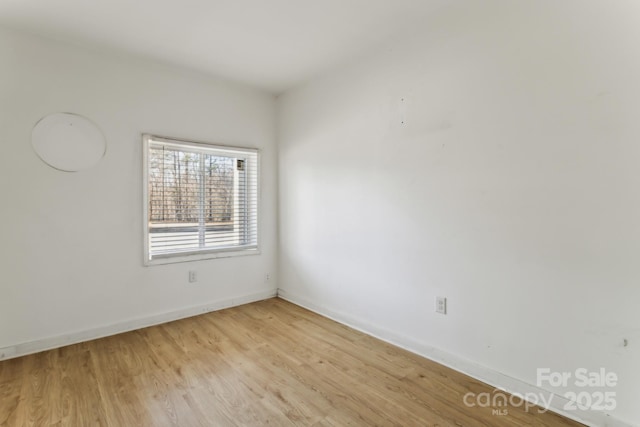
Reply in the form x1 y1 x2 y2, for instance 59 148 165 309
0 0 448 93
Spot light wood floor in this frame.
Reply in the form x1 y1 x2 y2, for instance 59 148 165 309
0 298 583 426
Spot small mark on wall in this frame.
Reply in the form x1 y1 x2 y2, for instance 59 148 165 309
399 97 407 125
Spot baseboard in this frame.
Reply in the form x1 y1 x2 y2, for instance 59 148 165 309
277 288 634 427
0 288 277 362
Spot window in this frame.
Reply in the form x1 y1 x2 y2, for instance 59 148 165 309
143 134 259 265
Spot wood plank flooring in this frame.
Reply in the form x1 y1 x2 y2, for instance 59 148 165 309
0 298 583 426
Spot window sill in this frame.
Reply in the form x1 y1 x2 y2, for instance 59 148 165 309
144 247 260 266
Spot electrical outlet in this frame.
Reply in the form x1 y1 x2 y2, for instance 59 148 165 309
265 273 271 283
189 271 198 283
435 296 447 314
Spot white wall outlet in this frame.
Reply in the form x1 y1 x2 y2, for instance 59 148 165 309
265 273 271 283
189 271 198 283
436 296 447 314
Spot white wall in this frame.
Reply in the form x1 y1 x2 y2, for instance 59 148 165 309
0 27 277 353
277 1 640 425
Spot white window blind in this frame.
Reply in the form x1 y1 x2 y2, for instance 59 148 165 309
143 135 259 264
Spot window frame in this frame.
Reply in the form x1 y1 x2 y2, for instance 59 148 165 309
142 134 260 266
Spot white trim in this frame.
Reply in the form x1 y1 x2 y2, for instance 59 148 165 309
146 247 260 266
146 134 260 156
0 289 276 362
142 133 150 265
277 288 635 427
